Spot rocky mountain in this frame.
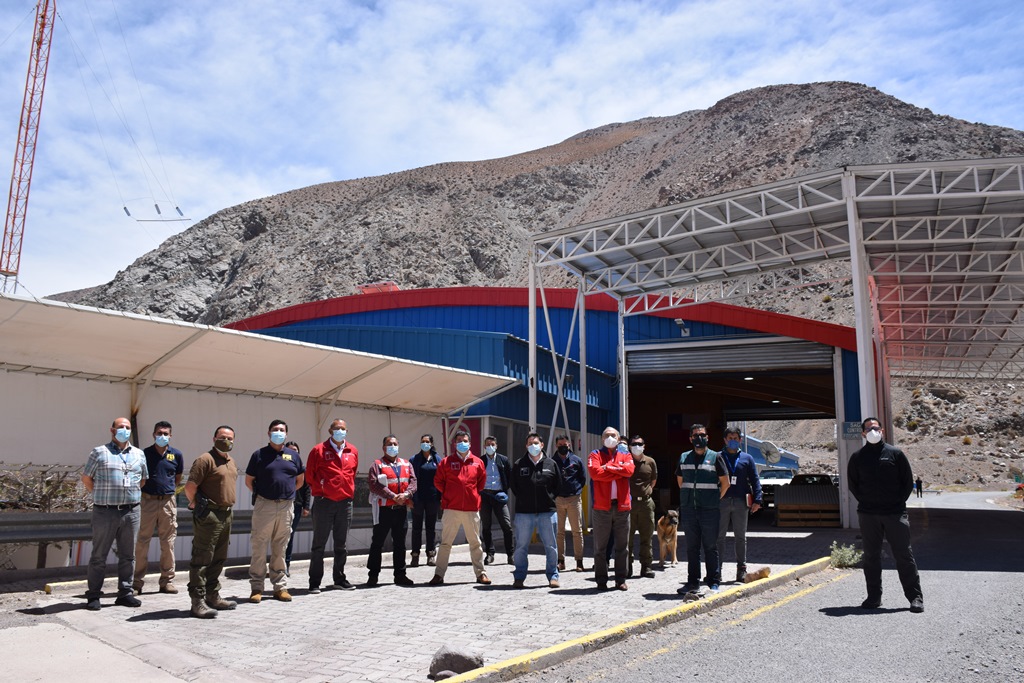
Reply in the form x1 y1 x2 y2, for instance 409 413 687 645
54 81 1024 328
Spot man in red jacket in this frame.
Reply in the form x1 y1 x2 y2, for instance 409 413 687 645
429 429 490 586
304 419 358 592
588 426 635 591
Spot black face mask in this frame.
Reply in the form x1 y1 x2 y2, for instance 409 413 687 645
556 445 569 456
692 435 708 449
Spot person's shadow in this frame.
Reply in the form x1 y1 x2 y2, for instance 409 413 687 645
819 605 906 617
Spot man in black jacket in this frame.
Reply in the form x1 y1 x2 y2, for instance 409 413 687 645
510 433 561 588
847 417 924 613
480 435 514 565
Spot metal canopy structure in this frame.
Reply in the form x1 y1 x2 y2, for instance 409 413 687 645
0 294 520 419
531 157 1024 391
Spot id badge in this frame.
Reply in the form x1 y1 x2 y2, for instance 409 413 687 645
730 476 737 485
123 473 133 488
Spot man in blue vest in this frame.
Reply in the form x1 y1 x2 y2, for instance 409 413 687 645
717 425 762 583
676 423 730 594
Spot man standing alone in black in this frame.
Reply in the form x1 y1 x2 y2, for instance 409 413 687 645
848 417 924 613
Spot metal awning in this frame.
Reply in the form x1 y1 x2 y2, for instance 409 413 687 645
0 294 519 416
532 156 1024 380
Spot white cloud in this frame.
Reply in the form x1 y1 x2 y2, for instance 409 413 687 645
0 0 1021 296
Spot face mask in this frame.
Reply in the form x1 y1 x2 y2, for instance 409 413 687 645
332 429 347 443
115 427 131 443
692 434 708 448
603 436 618 449
630 445 644 456
155 435 170 448
527 444 542 457
420 442 432 452
726 439 740 450
556 445 569 456
455 442 470 454
386 445 399 458
616 443 629 454
484 445 497 456
270 431 287 445
865 428 883 444
215 438 233 452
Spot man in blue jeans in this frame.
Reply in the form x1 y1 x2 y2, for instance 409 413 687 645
510 433 561 588
676 423 729 594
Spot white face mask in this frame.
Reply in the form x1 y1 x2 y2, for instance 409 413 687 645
865 428 883 444
603 436 618 449
484 445 497 456
630 445 644 456
527 443 542 458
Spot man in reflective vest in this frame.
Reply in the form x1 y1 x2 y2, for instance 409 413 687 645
676 423 730 594
366 434 418 587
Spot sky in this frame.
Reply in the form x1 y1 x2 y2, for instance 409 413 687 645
0 0 1022 297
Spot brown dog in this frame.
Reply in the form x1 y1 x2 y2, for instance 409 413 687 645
657 510 679 567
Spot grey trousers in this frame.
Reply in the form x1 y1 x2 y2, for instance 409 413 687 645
87 505 140 600
717 495 751 570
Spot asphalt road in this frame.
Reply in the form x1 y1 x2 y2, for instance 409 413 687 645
514 492 1024 683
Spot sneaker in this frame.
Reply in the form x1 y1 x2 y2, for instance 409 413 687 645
476 573 491 585
484 552 494 565
395 575 415 587
910 598 924 613
274 590 292 602
250 592 262 604
86 598 101 611
709 584 720 592
409 552 420 568
159 583 178 594
548 579 560 588
132 584 143 596
115 594 142 608
513 579 525 588
334 580 355 591
861 597 881 609
426 552 437 567
308 587 321 594
677 582 700 595
428 575 444 586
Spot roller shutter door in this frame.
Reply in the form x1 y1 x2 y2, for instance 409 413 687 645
627 339 834 375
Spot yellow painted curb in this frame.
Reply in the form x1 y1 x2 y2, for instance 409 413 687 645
443 556 833 682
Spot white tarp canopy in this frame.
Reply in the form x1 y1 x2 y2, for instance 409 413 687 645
0 293 519 417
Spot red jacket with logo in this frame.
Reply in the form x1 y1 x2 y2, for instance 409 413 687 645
434 452 486 512
306 439 359 501
588 447 635 511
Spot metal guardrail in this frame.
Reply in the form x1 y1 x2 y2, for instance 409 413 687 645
0 507 374 545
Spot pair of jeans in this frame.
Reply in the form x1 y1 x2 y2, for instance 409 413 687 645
512 511 559 582
717 495 750 571
592 502 630 585
858 511 923 602
410 497 439 554
308 497 352 588
479 492 513 556
87 505 141 600
680 504 720 586
367 505 409 579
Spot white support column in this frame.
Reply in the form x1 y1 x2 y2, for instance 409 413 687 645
844 172 879 421
617 298 628 431
578 282 588 452
833 346 856 529
528 255 538 432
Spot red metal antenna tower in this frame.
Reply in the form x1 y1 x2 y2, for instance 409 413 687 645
1 0 56 294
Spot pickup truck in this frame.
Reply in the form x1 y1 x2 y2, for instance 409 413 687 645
758 467 796 507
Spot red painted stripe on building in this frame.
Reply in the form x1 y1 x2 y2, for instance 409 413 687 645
226 287 855 352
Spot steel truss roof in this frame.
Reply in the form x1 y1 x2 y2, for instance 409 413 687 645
532 157 1024 380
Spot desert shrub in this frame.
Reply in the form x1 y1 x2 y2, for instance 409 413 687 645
962 436 973 445
830 541 863 568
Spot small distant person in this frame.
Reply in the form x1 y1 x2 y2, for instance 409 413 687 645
480 435 514 565
915 476 923 498
133 420 183 595
627 434 658 579
848 418 924 613
588 426 635 590
366 435 417 587
717 426 762 583
430 430 490 585
305 419 359 592
246 419 304 603
510 433 560 588
185 425 239 618
553 434 587 572
410 434 441 567
676 423 729 594
284 440 311 577
82 417 148 611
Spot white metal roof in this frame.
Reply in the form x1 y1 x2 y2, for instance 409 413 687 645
532 156 1024 380
0 294 519 415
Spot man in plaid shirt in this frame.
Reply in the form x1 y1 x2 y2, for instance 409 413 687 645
82 417 148 611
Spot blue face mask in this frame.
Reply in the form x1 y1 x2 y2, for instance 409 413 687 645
420 442 431 451
332 429 347 442
155 434 170 448
455 442 470 454
616 443 629 454
726 439 740 450
527 444 542 457
270 431 287 445
115 427 131 443
386 445 399 458
484 445 497 456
